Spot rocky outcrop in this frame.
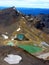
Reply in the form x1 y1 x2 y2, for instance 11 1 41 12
0 7 22 35
0 7 20 26
34 14 49 33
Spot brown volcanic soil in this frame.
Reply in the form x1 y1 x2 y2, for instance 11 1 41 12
0 46 49 65
0 7 21 35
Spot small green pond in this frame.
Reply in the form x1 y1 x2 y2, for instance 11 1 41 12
18 45 42 53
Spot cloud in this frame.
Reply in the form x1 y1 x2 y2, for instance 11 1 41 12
0 0 49 8
40 0 49 2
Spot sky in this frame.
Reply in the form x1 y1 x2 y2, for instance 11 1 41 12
0 0 49 8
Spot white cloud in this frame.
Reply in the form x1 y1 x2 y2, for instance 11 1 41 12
0 0 49 8
40 0 49 2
